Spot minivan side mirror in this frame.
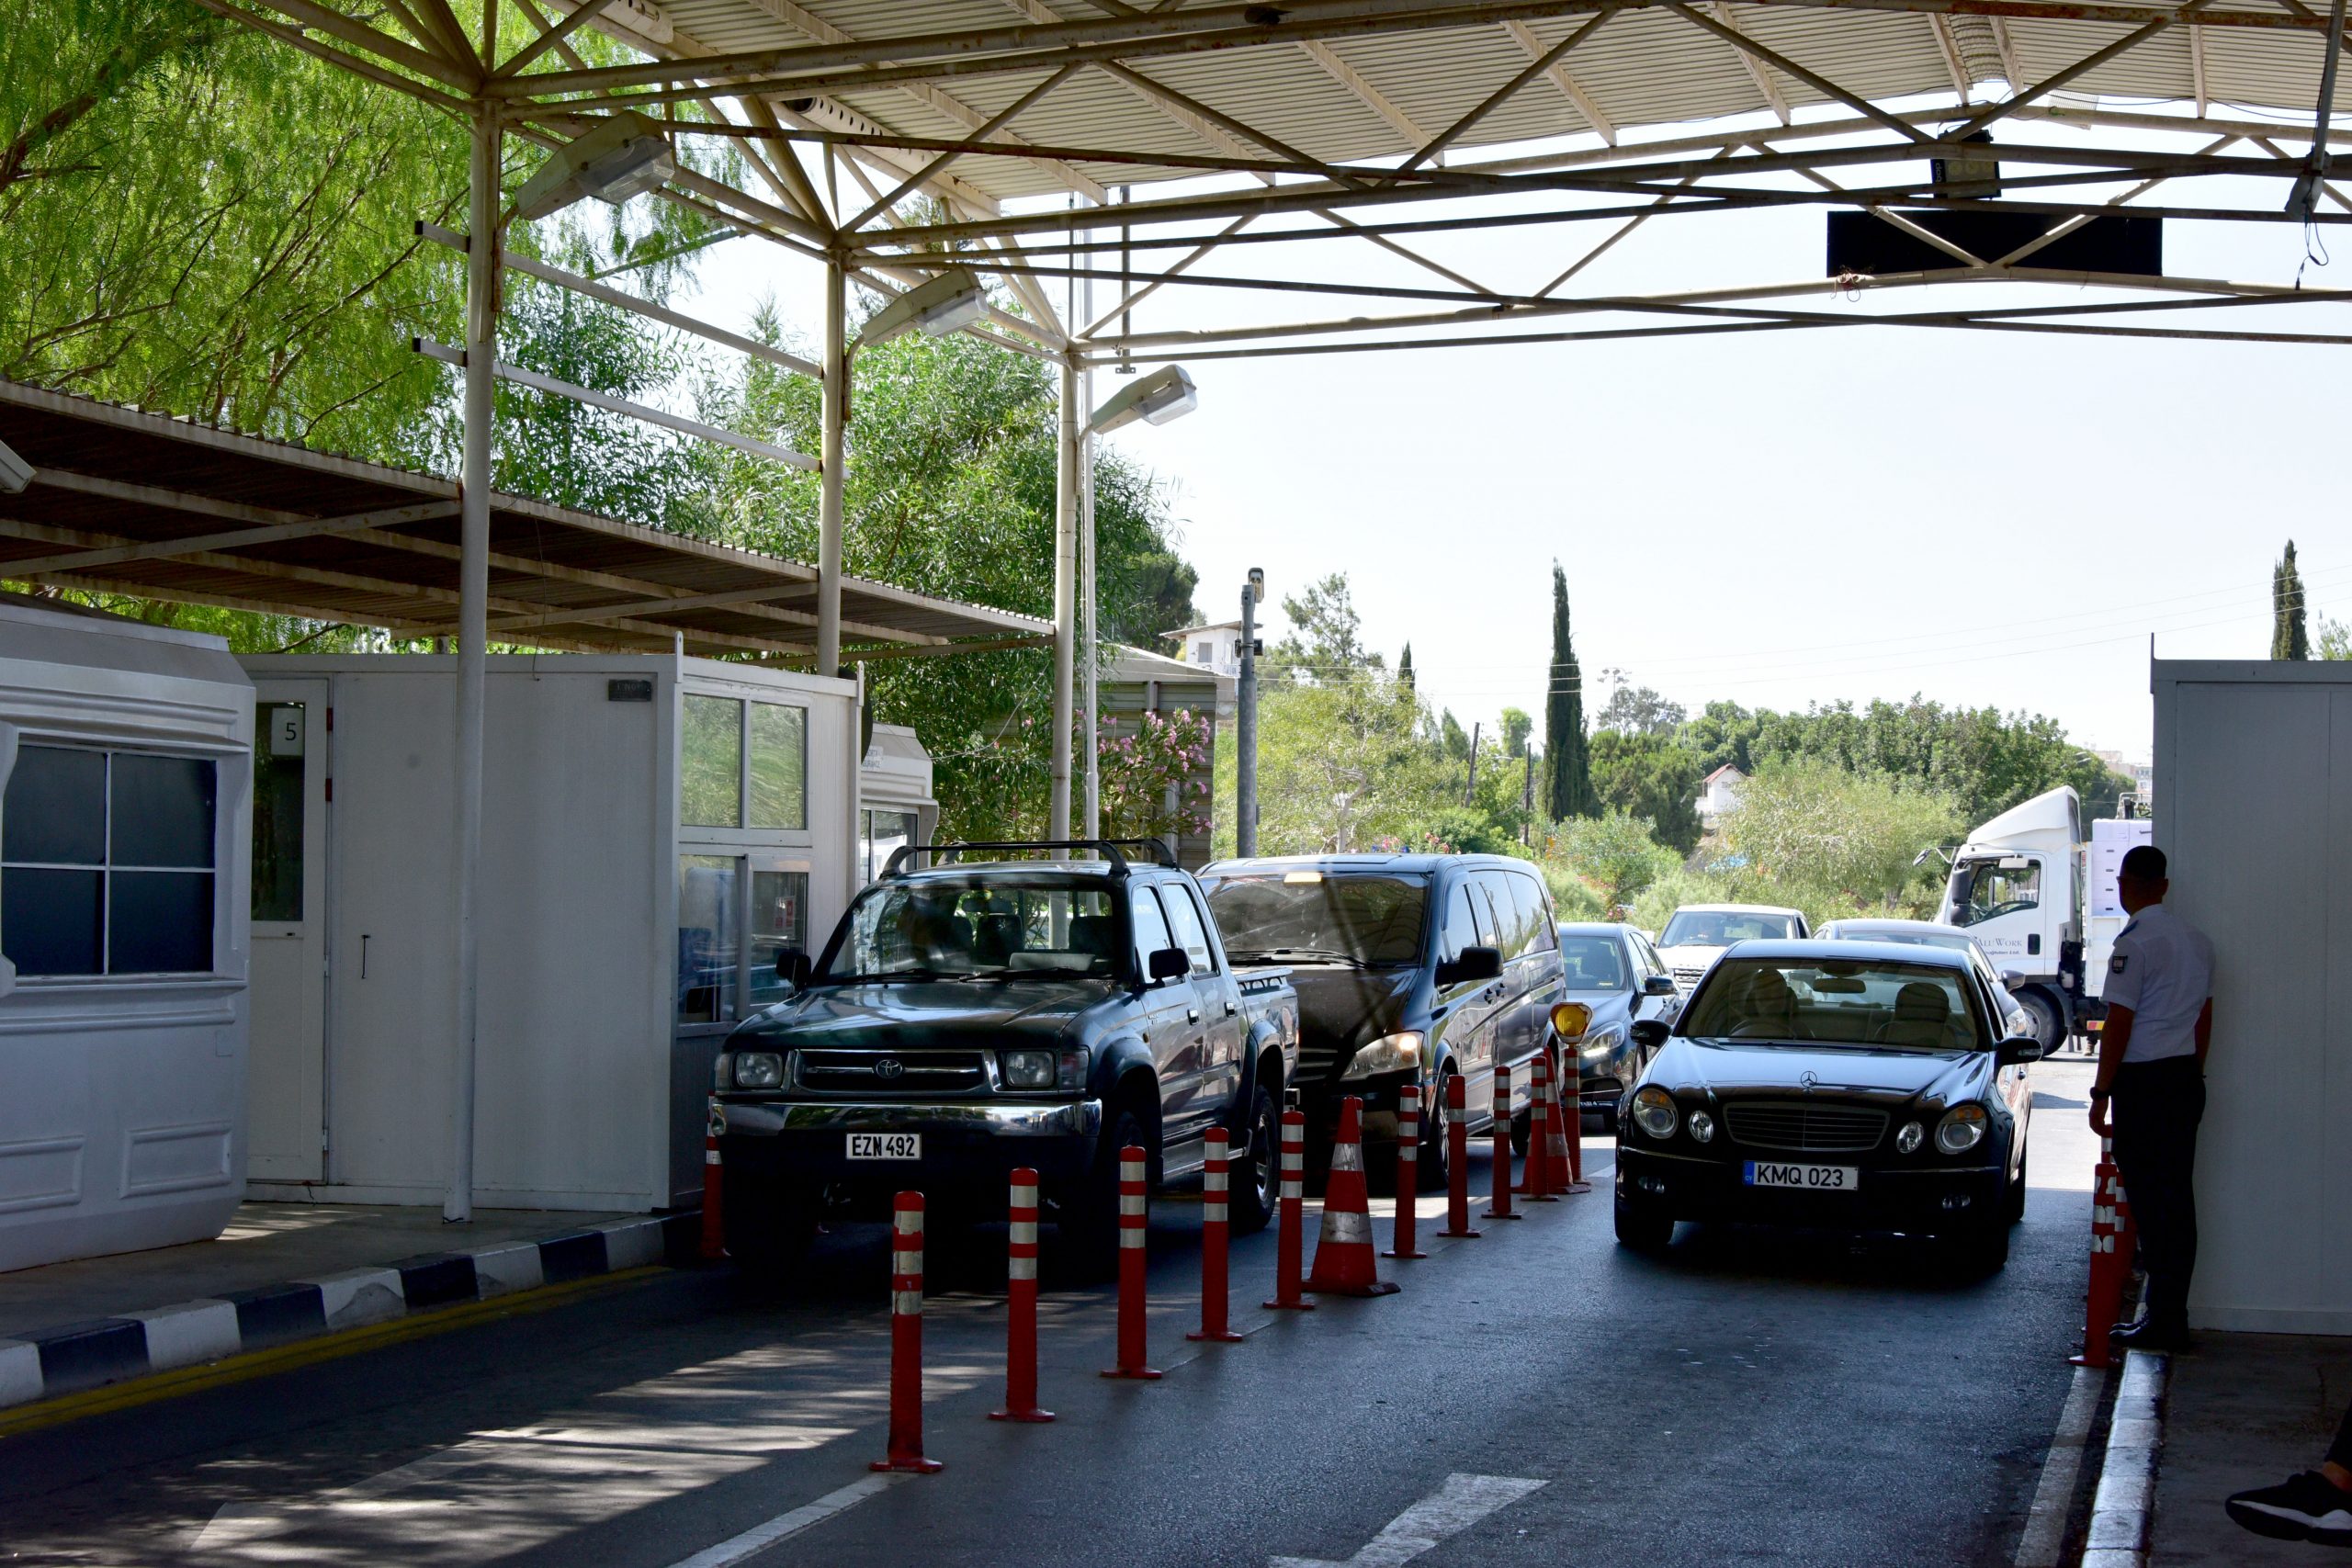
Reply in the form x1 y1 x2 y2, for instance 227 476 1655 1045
775 949 810 989
1995 1034 2044 1066
1436 944 1502 987
1148 946 1191 983
1642 974 1678 997
1631 1019 1671 1050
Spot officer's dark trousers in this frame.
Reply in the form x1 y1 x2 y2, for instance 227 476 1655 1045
2110 1055 2205 1327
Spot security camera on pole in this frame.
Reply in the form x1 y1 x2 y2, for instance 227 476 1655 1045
1237 567 1264 857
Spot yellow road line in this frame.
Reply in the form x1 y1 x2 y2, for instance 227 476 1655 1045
0 1267 665 1440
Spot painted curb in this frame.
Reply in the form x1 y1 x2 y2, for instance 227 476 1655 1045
0 1213 695 1414
2080 1348 2168 1568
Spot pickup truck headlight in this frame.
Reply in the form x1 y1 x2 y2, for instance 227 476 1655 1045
729 1051 786 1090
1579 1023 1627 1060
1935 1102 1988 1154
1340 1031 1423 1080
1631 1086 1679 1139
1000 1049 1056 1089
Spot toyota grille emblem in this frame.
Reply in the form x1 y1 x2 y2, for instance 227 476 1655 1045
874 1058 904 1080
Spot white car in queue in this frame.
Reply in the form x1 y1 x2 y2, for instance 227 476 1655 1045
1655 904 1810 995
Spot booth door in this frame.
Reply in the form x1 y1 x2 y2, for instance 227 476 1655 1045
248 680 328 1181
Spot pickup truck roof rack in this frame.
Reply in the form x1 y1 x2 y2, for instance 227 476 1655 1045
881 838 1179 878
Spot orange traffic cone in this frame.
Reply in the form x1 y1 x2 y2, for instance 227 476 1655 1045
1305 1097 1399 1298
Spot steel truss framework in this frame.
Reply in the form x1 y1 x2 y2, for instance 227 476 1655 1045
186 0 2351 1215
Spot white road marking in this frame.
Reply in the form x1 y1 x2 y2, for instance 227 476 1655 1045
1269 1473 1545 1568
661 1472 908 1568
2012 1361 2109 1568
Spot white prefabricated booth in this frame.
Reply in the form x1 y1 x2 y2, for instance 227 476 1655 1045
238 653 860 1213
2154 660 2352 1333
0 596 253 1272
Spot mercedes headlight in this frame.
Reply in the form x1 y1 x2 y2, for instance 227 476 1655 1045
1632 1086 1679 1140
1579 1023 1627 1060
1340 1031 1424 1080
1935 1102 1988 1155
729 1051 785 1090
1000 1049 1055 1089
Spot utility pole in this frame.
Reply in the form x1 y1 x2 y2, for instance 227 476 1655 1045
1465 721 1480 807
1236 568 1263 856
1521 740 1534 844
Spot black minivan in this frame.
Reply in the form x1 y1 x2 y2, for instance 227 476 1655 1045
1197 853 1568 1189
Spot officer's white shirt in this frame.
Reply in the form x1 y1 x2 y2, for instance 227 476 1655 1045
2104 902 2214 1064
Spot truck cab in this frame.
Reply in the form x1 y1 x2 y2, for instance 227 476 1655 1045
1937 787 2085 1051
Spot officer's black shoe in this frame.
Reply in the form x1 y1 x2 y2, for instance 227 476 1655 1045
2109 1316 2191 1352
2226 1472 2352 1545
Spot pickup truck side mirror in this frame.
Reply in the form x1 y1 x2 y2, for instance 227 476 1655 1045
1435 944 1502 987
1995 1034 2044 1066
775 949 810 990
1642 974 1678 997
1148 946 1191 983
1631 1019 1671 1050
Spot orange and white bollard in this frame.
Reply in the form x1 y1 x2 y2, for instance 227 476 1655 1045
1440 1075 1480 1238
1102 1145 1163 1379
698 1096 727 1262
1188 1129 1245 1342
1548 1048 1589 1196
1385 1084 1427 1259
1262 1109 1317 1310
1519 1055 1559 1201
871 1191 943 1472
989 1168 1054 1422
1484 1064 1521 1221
2071 1138 2137 1369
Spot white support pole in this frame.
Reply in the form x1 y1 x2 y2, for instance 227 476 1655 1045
446 107 499 1224
818 255 847 681
1050 355 1078 840
1080 256 1100 840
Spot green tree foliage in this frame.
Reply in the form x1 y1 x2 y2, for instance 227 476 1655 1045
1498 705 1534 757
1555 810 1679 911
1397 641 1415 691
2274 539 2310 660
1684 700 1760 775
1544 563 1593 819
1588 730 1702 854
1595 682 1685 737
1269 571 1377 681
697 312 1195 840
1247 671 1448 853
2320 616 2352 660
1721 760 1961 915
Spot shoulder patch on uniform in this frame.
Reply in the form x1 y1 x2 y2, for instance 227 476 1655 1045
2110 954 2128 975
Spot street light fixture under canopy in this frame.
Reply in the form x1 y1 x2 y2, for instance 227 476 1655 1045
1087 366 1196 434
514 112 676 221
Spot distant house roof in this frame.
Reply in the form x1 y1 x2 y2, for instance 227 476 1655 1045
1702 764 1747 785
1165 619 1243 638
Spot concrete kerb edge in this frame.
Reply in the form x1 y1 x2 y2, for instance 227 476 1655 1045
2080 1348 2169 1568
0 1213 695 1414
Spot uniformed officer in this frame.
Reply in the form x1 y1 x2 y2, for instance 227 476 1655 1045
2087 844 2215 1351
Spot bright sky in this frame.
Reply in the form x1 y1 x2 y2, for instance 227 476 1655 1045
678 91 2352 763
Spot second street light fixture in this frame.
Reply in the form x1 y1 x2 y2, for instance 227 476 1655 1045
856 268 987 350
514 112 676 220
1086 365 1196 434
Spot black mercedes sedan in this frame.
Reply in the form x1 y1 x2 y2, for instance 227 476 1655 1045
1613 939 2042 1272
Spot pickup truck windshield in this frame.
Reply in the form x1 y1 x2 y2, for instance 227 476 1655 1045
818 879 1124 982
1684 958 1983 1050
1659 909 1798 947
1200 873 1427 965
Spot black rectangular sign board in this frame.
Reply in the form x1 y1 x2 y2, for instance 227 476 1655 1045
1826 211 2163 277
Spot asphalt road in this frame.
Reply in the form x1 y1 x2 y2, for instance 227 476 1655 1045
0 1059 2106 1568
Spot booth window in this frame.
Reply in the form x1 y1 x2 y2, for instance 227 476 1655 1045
677 854 738 1025
746 867 809 1010
253 702 305 922
3 745 217 977
860 808 919 882
681 695 807 831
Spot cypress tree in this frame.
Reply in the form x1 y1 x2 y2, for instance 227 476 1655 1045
1398 641 1415 692
1545 562 1594 818
2274 540 2310 660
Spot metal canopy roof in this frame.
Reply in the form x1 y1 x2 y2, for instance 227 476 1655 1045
0 379 1049 660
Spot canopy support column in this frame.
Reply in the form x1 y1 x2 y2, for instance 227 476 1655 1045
818 254 846 679
1051 355 1078 840
446 107 499 1224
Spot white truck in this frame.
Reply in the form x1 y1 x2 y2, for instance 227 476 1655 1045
1934 785 2151 1052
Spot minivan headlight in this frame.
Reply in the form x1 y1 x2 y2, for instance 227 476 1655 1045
1935 1102 1988 1154
729 1051 785 1090
1000 1048 1055 1089
1632 1086 1679 1139
1579 1023 1627 1060
1340 1032 1424 1080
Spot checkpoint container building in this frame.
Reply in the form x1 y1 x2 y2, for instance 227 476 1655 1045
0 595 254 1272
237 652 873 1213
